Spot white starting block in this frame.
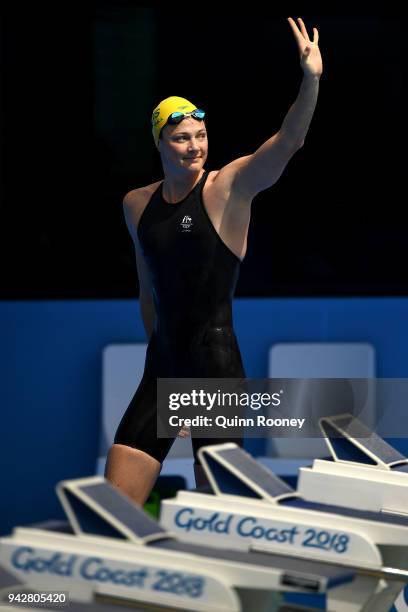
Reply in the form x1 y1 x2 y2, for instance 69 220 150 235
297 414 408 514
160 415 408 612
0 478 354 612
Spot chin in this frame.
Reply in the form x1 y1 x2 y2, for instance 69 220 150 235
183 160 204 170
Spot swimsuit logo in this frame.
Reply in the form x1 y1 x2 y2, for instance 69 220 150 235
180 215 193 232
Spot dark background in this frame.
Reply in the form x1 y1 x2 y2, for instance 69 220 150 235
1 2 406 298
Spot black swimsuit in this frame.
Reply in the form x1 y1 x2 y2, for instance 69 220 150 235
114 171 245 463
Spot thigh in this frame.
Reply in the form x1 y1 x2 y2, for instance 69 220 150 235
190 326 246 377
114 376 175 464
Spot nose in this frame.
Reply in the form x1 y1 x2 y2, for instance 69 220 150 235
188 138 200 151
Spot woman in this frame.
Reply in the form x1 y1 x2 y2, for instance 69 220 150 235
105 17 323 505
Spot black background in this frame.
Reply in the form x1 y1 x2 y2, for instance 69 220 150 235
1 2 406 298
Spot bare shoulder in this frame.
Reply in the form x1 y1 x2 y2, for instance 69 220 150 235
123 180 162 236
208 156 251 191
123 180 162 209
205 156 252 207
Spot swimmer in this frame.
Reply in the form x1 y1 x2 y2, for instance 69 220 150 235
105 17 323 504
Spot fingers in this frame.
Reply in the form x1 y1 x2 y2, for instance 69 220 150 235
297 17 311 42
288 17 319 45
177 425 191 438
287 17 303 43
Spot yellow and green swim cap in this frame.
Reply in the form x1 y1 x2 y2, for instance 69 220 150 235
151 96 197 147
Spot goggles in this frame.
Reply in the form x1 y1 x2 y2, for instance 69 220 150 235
166 109 206 125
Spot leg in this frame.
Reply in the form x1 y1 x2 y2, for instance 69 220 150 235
108 376 173 505
104 444 161 506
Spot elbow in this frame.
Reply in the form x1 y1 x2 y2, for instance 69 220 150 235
279 129 304 151
140 291 154 312
140 293 155 338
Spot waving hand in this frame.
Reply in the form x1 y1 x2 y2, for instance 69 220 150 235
288 17 323 78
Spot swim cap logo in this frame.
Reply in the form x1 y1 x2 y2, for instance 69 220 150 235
152 110 162 127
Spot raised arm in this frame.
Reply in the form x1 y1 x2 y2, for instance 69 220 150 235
231 17 323 200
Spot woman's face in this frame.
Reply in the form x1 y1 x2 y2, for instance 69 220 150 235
159 117 208 173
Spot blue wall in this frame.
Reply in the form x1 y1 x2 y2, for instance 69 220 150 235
1 297 408 535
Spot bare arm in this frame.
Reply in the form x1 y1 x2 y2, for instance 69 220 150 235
229 17 323 199
134 239 155 339
123 194 156 340
280 16 322 144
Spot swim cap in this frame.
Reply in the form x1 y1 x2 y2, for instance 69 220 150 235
151 96 197 147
